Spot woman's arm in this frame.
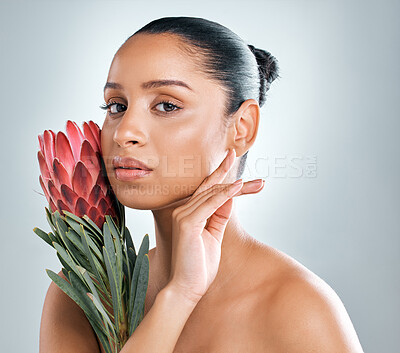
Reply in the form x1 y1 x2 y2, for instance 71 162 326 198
39 270 101 353
39 271 198 353
119 284 199 353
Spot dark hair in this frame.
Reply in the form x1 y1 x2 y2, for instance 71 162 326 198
125 16 280 179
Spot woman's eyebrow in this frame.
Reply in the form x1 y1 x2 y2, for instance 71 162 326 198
103 79 193 92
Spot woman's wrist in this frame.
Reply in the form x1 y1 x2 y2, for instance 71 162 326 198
119 281 200 353
159 282 202 309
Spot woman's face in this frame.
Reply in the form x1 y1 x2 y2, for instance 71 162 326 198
101 33 233 210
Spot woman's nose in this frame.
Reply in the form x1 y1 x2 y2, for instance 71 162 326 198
112 108 148 148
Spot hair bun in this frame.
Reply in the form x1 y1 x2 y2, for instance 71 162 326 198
248 44 279 84
248 44 280 106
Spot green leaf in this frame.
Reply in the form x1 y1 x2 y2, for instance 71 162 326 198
106 215 127 332
55 219 92 270
127 235 149 332
76 265 102 305
87 316 115 353
124 227 135 286
46 269 104 335
114 199 124 230
52 241 83 282
81 225 110 304
48 232 58 245
86 232 103 260
33 227 53 247
83 214 104 238
65 228 86 254
87 292 116 337
103 245 120 335
92 251 108 287
54 210 69 232
125 227 135 254
61 267 69 279
56 252 74 274
63 210 103 243
130 253 149 335
46 268 87 311
63 214 83 235
106 216 123 307
127 247 136 275
122 257 130 311
68 270 108 335
103 221 121 311
65 217 103 261
45 207 58 236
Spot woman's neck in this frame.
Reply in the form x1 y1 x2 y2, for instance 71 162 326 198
149 203 256 300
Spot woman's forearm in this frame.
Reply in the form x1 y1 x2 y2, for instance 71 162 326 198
119 284 199 353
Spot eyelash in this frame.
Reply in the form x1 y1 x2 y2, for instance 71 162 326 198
99 99 182 116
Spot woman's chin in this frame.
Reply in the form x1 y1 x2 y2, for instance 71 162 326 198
116 193 193 211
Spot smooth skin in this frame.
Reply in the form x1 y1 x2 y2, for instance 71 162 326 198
39 32 364 352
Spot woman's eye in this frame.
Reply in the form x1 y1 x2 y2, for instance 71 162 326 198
109 103 126 114
100 101 127 116
155 101 182 114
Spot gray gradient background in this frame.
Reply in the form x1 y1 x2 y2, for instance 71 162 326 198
1 0 398 352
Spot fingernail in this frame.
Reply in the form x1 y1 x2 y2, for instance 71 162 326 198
251 179 263 186
233 178 243 185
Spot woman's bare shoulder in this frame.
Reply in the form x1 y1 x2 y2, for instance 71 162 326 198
39 269 101 353
252 242 364 352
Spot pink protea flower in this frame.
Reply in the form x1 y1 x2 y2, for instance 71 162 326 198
37 120 119 229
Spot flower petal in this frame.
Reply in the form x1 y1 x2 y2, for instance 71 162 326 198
39 175 51 204
57 199 72 215
106 207 118 219
53 158 72 190
48 179 62 203
43 130 55 172
97 198 108 216
38 134 45 155
75 197 90 218
88 121 101 151
55 131 76 175
72 161 93 199
40 174 56 212
88 206 101 224
49 199 57 214
38 151 51 180
94 215 105 230
80 140 101 182
60 184 79 211
88 184 103 207
83 122 100 153
66 120 85 160
95 171 109 196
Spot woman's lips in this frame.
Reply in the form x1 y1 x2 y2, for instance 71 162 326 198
113 155 152 171
112 155 153 181
114 168 152 181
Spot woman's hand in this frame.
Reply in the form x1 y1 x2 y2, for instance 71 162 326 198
167 148 265 304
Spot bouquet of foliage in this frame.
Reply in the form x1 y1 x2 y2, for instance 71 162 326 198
33 120 149 353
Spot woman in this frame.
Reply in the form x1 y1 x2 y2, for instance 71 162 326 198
40 16 364 353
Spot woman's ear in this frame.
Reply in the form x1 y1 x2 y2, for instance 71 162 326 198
229 99 260 157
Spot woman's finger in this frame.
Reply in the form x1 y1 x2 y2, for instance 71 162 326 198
180 180 243 236
178 183 232 217
231 178 265 196
191 148 236 198
181 178 265 218
179 177 266 220
205 197 234 241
